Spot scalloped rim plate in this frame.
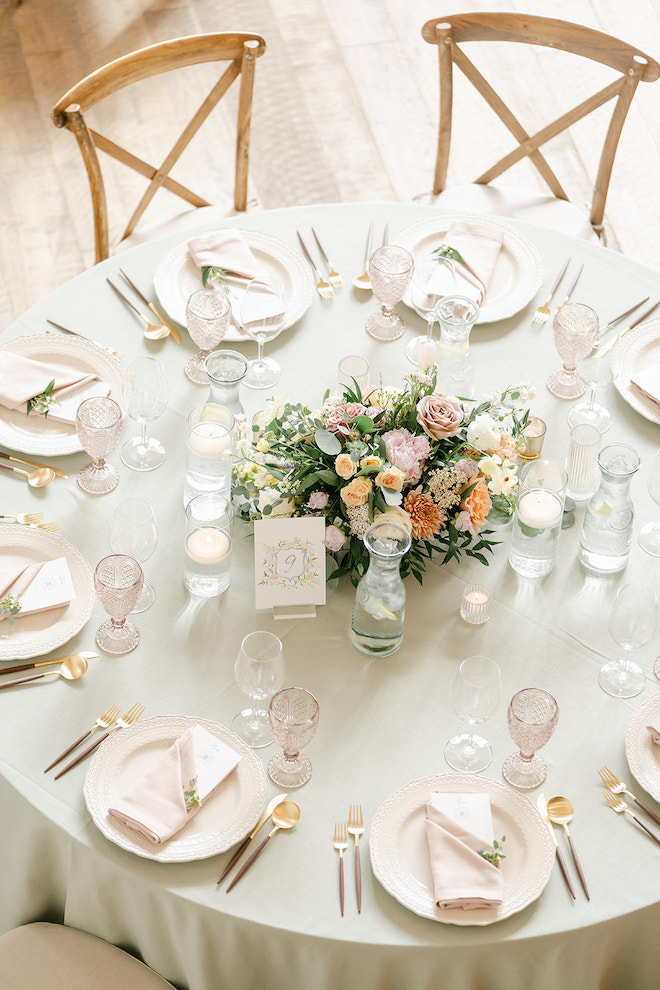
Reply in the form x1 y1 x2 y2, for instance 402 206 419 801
625 693 660 802
611 318 660 424
369 772 554 925
153 229 315 339
0 527 94 659
0 334 130 456
84 714 267 862
396 213 543 324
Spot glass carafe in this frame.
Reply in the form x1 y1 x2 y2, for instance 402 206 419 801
350 519 411 658
204 349 248 419
578 443 640 574
435 295 480 398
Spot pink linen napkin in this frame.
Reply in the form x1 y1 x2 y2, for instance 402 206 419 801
0 561 45 604
646 717 660 744
425 800 504 910
630 364 660 408
426 220 504 305
0 352 110 424
108 725 241 844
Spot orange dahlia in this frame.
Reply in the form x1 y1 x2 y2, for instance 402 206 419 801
402 486 446 541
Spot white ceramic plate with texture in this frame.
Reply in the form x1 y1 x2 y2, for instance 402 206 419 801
611 318 660 425
0 334 130 456
0 527 94 660
626 693 660 803
396 213 543 324
84 714 267 862
369 772 554 925
153 229 315 339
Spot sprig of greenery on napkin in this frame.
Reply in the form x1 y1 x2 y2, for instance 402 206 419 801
26 379 56 418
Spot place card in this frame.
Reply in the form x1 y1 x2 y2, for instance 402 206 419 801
14 557 76 617
254 516 326 617
429 791 494 843
191 725 241 802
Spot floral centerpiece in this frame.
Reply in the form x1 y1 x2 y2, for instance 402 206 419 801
233 371 532 584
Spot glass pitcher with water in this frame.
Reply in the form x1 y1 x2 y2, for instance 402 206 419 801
578 443 640 574
350 519 411 658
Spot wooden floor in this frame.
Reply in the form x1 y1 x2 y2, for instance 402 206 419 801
2 0 660 330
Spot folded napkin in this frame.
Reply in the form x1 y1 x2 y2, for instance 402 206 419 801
426 220 504 305
187 230 285 327
647 717 660 744
108 725 241 844
0 557 75 619
630 364 660 408
425 795 504 911
0 352 110 424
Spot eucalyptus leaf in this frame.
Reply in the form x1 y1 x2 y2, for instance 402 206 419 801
383 487 403 506
352 415 374 433
315 429 342 455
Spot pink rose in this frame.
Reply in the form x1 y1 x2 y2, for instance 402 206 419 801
416 391 463 440
383 428 432 485
308 491 328 510
324 524 346 552
325 402 368 433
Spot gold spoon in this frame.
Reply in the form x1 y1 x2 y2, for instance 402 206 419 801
0 461 55 487
0 651 99 677
226 800 301 891
107 278 171 340
547 795 590 900
353 222 374 291
0 653 89 689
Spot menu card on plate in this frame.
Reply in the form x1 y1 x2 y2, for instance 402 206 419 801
0 557 75 619
254 516 326 617
429 791 494 843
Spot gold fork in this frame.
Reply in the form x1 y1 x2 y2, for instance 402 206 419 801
531 258 570 325
348 803 365 913
599 766 660 827
312 228 342 288
31 521 60 532
54 702 145 779
0 512 43 524
603 790 660 845
333 822 348 916
297 231 334 299
45 704 121 772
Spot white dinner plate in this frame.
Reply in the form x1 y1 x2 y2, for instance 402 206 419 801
625 693 660 802
84 714 267 862
0 527 94 660
611 318 660 424
396 213 543 324
0 334 130 456
369 772 554 925
153 229 315 339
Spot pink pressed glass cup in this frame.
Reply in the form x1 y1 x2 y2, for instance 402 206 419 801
502 687 558 789
94 554 143 655
268 687 320 788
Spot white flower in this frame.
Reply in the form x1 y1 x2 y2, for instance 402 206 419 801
479 453 518 496
466 414 501 452
255 438 270 454
257 488 295 517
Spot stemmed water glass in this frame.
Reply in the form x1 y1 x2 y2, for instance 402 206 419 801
502 688 558 789
365 246 414 341
599 583 657 698
639 448 660 557
267 687 320 788
185 288 231 384
75 396 123 494
94 554 144 655
405 255 455 369
108 498 158 612
240 278 287 389
232 631 286 747
547 303 599 399
444 655 501 773
121 357 169 471
567 325 618 434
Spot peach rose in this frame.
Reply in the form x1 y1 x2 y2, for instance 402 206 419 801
360 454 383 468
340 476 373 507
374 504 413 536
416 391 463 440
459 479 492 533
335 452 358 479
375 466 406 492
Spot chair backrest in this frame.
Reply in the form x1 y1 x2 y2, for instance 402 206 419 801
52 32 266 263
421 13 659 238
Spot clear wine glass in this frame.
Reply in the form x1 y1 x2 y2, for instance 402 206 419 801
268 687 320 788
547 303 599 399
94 554 143 655
502 688 558 789
108 498 158 612
444 655 501 772
599 583 657 698
121 357 169 471
567 325 619 434
404 255 456 369
75 396 123 494
185 288 231 384
240 278 287 389
365 246 414 341
639 448 660 557
232 631 285 747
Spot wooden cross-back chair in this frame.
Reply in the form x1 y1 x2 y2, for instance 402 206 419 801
52 32 266 264
421 14 660 241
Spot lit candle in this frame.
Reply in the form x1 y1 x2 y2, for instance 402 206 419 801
517 490 562 529
518 416 547 460
188 423 231 459
460 584 491 624
466 590 488 605
186 528 231 564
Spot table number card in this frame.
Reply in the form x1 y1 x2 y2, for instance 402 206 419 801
254 517 326 617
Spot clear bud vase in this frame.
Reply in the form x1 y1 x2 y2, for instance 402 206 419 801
578 443 640 574
435 295 480 399
350 520 411 658
204 349 248 419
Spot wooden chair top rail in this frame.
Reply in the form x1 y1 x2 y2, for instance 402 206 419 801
422 13 660 82
52 32 266 124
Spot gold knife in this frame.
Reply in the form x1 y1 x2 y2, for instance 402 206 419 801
620 298 660 337
537 793 576 899
119 269 182 344
0 450 67 480
216 791 287 884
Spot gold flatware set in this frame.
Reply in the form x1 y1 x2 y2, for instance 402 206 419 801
107 275 181 343
225 799 301 891
52 702 145 779
600 766 660 845
333 804 365 914
0 511 58 531
0 651 94 690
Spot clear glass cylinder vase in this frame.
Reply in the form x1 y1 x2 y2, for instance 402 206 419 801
204 349 248 418
578 443 640 574
350 519 411 658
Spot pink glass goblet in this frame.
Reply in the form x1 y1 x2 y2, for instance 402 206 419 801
547 303 599 399
268 687 320 788
365 246 414 341
75 396 123 494
94 554 143 655
502 688 558 789
185 288 231 384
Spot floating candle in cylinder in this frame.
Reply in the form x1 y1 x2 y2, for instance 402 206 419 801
188 422 232 459
184 493 233 597
186 527 231 564
516 490 563 529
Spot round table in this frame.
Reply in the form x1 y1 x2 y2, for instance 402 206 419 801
1 203 660 990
